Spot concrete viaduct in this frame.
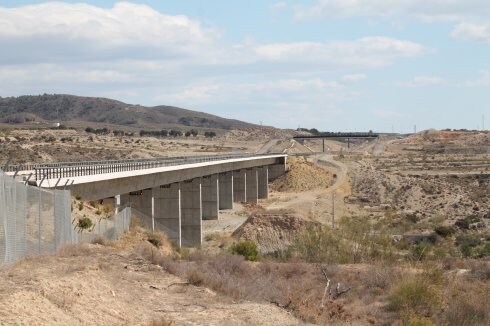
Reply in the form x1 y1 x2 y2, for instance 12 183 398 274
10 154 287 247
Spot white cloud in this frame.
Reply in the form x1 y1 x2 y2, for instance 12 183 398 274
0 2 428 70
342 74 367 82
271 2 288 12
401 76 449 87
294 0 490 44
153 78 353 126
462 70 490 87
294 0 490 21
0 2 218 63
451 22 490 41
254 37 428 68
0 2 431 128
155 78 347 105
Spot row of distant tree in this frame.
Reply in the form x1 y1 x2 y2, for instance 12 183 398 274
85 127 217 138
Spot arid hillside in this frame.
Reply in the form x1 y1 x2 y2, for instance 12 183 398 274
0 94 257 130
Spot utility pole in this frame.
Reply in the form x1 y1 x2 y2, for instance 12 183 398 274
482 115 485 131
332 191 335 229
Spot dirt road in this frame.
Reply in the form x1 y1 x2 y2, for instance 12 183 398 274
264 154 351 224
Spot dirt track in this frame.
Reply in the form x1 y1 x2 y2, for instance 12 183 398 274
264 154 352 224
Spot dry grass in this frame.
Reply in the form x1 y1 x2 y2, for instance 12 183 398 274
147 317 174 326
137 246 358 324
57 243 92 257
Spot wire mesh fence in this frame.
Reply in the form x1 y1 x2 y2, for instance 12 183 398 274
0 169 131 266
76 204 132 244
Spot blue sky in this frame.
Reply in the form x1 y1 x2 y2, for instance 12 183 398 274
1 1 490 132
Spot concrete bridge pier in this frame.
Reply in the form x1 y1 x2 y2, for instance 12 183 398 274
233 169 246 202
153 184 181 246
201 174 219 220
258 167 269 199
115 193 130 214
218 172 233 210
180 178 202 247
245 168 258 204
129 189 152 218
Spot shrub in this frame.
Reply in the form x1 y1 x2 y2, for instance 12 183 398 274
78 202 84 211
410 243 432 261
387 275 442 317
434 225 455 238
456 235 481 247
148 317 173 326
78 217 93 230
291 225 343 263
146 232 164 248
406 214 419 224
460 244 473 258
187 268 206 286
230 240 259 261
443 283 490 326
91 236 107 246
476 243 490 258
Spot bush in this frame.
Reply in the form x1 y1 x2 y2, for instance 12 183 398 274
291 225 344 263
230 240 259 261
434 225 455 238
443 283 490 326
410 243 432 261
91 236 107 246
78 217 93 230
476 243 490 258
187 268 206 286
456 235 481 247
387 275 442 317
146 232 164 248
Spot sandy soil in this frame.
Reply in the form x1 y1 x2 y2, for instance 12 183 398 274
0 243 303 326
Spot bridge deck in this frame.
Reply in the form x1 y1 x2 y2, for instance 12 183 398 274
34 154 287 188
293 133 379 139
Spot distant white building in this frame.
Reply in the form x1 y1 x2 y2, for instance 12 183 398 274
53 122 61 128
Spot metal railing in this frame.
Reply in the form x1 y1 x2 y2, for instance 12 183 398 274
6 153 284 181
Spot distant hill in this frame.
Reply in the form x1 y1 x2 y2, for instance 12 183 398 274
0 94 256 130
